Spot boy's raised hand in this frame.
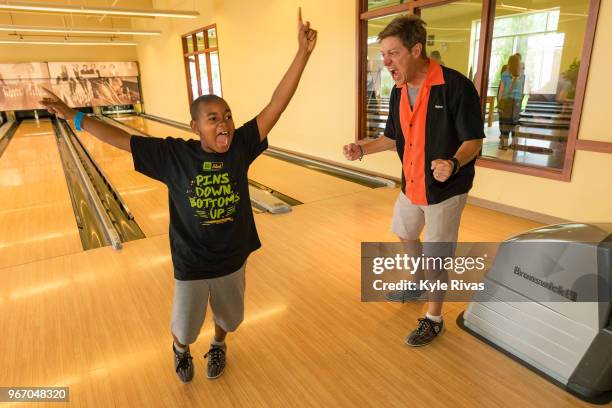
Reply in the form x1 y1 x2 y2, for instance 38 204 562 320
298 7 317 54
255 8 317 140
40 88 76 121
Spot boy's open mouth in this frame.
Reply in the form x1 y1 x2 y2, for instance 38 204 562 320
216 131 230 148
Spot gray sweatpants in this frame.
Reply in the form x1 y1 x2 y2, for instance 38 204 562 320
171 264 246 345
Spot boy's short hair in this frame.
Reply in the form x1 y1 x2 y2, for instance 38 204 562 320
190 94 228 121
378 14 428 59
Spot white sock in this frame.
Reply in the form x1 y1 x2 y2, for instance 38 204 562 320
211 338 225 347
426 313 442 323
174 342 188 353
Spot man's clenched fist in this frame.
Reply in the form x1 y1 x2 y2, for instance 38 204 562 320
430 159 455 182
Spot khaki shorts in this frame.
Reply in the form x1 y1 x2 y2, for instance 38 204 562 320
171 264 246 345
391 192 467 242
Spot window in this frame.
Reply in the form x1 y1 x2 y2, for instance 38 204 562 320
478 2 591 172
182 25 222 103
357 0 600 181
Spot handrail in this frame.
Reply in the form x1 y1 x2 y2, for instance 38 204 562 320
98 114 147 136
138 112 192 131
263 148 395 188
136 112 396 188
55 118 122 250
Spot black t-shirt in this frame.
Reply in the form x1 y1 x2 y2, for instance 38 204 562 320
130 118 268 280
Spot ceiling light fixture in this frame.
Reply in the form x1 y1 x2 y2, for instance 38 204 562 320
0 1 199 18
0 39 137 45
0 24 160 35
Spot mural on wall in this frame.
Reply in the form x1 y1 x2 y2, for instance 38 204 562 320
47 61 138 79
0 79 52 111
0 62 50 80
0 61 141 111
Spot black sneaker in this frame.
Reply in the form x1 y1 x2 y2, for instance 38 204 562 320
173 344 194 383
405 317 445 347
204 344 226 379
385 289 427 303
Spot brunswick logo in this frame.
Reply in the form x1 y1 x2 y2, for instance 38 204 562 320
203 162 223 171
513 265 577 301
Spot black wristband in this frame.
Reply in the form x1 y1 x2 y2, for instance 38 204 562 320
450 157 460 175
358 144 364 161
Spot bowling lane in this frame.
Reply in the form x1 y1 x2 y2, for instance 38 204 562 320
112 115 371 203
0 119 82 269
73 126 169 237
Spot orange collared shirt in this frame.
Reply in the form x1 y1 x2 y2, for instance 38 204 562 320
397 59 445 205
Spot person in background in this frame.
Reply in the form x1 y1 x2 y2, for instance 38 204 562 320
497 54 524 150
556 72 573 102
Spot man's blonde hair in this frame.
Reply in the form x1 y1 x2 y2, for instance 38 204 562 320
378 14 428 59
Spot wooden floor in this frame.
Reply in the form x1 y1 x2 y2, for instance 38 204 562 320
0 119 605 407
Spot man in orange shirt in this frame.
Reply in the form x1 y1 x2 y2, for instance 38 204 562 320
344 15 484 346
